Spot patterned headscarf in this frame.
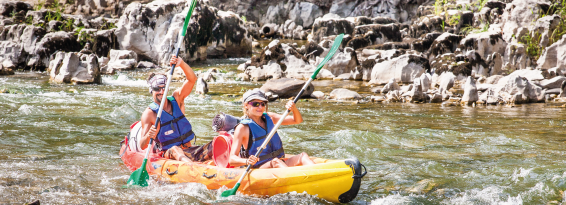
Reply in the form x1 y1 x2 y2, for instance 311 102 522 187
147 74 167 93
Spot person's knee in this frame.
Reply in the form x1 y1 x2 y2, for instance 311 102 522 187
270 158 286 167
300 152 310 158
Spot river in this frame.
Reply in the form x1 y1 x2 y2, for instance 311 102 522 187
1 56 566 204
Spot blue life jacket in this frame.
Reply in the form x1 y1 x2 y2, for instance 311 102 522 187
240 114 284 167
149 96 194 151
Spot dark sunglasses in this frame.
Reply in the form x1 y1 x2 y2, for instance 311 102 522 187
248 101 266 107
152 86 165 92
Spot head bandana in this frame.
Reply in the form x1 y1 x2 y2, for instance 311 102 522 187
148 74 167 93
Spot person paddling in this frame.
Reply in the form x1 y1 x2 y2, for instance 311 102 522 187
139 55 212 162
228 88 315 168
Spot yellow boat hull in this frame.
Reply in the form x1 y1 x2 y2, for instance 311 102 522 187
120 140 365 203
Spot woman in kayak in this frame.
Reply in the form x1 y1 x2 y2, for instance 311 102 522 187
229 88 315 168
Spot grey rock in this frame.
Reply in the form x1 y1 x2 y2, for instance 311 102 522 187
329 88 362 100
539 76 566 89
195 77 208 95
288 2 323 28
461 76 479 104
369 54 428 85
260 78 314 99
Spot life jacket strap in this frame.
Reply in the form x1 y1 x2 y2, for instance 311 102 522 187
258 147 284 162
160 115 186 127
160 130 194 148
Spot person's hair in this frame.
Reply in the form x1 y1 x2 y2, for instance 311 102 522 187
146 72 167 84
242 101 268 119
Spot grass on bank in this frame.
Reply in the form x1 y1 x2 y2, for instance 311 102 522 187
518 0 566 61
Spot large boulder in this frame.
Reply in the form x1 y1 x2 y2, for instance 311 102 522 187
288 2 323 29
49 52 101 84
0 1 32 17
537 35 566 70
369 54 429 85
504 43 530 71
500 0 548 42
428 32 462 61
328 0 358 18
260 2 288 26
381 78 401 94
103 49 137 74
402 78 427 102
260 78 314 99
322 47 358 77
0 64 14 75
438 72 455 100
0 24 83 71
459 31 507 62
461 76 478 104
539 76 566 89
481 75 545 104
329 88 362 100
115 0 251 66
354 23 402 43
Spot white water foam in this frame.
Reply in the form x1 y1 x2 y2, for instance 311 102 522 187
370 194 413 205
511 168 535 183
102 74 147 87
444 186 523 205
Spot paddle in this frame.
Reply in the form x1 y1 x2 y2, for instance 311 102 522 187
220 33 345 197
125 0 197 188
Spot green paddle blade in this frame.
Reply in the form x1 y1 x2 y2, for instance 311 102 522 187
221 182 241 197
311 33 345 79
126 158 149 187
181 0 197 37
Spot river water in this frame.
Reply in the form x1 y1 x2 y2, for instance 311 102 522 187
2 55 566 204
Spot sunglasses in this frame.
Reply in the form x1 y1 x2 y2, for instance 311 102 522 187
152 86 165 92
248 101 266 107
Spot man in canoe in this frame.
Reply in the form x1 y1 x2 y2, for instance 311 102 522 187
228 88 315 168
139 55 212 163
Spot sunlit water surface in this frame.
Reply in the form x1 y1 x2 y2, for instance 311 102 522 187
1 58 566 204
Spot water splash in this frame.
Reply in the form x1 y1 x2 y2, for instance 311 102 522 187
102 74 147 87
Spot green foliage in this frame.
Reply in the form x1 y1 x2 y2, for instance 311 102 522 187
434 0 447 16
440 20 445 32
74 26 93 47
241 16 247 23
449 14 460 26
101 19 117 30
481 22 490 32
62 18 74 31
520 32 542 61
10 10 17 18
459 21 490 35
34 0 45 11
25 15 33 25
477 0 488 12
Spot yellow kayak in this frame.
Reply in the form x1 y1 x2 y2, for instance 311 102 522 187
120 135 366 203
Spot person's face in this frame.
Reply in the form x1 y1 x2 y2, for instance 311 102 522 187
246 99 267 117
152 85 165 104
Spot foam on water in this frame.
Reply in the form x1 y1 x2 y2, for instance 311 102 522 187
445 186 523 204
370 194 414 205
512 168 535 183
102 74 147 87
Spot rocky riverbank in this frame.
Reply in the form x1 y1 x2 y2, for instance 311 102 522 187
2 0 566 106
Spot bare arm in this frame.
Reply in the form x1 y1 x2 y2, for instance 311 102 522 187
229 124 258 167
268 100 303 126
170 55 197 112
139 108 161 150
